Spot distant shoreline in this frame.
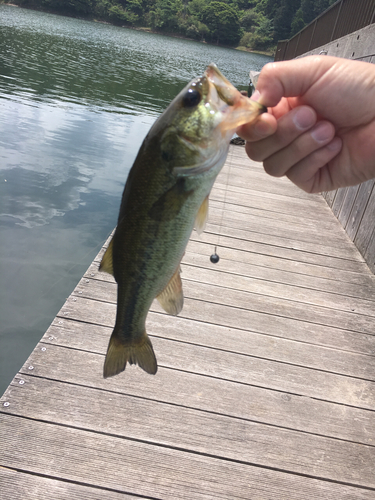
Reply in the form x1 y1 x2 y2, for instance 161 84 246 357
1 2 274 58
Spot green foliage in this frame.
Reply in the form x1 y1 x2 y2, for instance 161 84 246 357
290 7 304 35
7 0 338 50
108 4 138 25
201 1 241 45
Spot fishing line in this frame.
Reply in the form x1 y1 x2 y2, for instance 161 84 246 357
210 144 233 264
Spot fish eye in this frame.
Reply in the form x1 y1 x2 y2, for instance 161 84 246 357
182 89 201 108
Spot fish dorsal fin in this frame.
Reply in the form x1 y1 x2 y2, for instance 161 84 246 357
99 238 114 275
195 195 209 234
156 265 184 316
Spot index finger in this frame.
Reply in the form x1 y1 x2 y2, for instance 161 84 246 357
237 112 277 142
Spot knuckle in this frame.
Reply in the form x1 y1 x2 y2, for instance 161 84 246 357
263 159 279 177
245 143 264 162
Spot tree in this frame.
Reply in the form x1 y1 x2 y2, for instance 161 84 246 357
108 4 138 24
201 1 242 45
240 8 259 32
149 0 183 31
273 0 300 41
290 7 304 35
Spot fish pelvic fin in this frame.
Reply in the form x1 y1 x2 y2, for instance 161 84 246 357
99 238 114 275
195 195 209 234
103 330 157 378
156 265 184 315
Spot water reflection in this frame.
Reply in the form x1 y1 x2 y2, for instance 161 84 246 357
0 4 272 394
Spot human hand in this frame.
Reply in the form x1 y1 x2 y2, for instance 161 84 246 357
237 56 375 193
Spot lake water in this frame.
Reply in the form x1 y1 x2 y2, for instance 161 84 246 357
0 4 272 395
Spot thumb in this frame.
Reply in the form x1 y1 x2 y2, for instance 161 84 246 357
256 56 339 108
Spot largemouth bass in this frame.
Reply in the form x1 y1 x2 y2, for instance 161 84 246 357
99 64 265 378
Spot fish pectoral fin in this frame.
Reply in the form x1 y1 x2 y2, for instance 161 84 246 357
149 179 193 221
156 266 184 316
195 195 209 234
99 238 114 275
103 330 157 378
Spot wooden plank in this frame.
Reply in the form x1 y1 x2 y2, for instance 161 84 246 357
209 197 341 231
0 468 144 500
324 189 337 207
191 226 368 271
200 220 363 261
57 293 375 357
181 261 375 314
338 185 360 228
11 346 375 445
364 227 375 274
332 186 348 218
210 184 328 220
47 310 375 382
206 207 354 249
186 240 375 287
181 249 375 301
2 415 374 500
72 273 375 339
355 189 375 258
346 180 375 240
215 165 321 201
3 376 375 487
34 318 375 409
93 244 375 301
90 254 375 314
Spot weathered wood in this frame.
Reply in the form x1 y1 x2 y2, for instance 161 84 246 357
200 220 363 261
181 250 375 301
346 180 375 240
34 317 375 409
338 185 360 228
51 305 375 380
206 206 354 249
56 292 375 357
72 273 375 338
90 256 375 323
355 188 375 258
324 189 336 208
331 186 348 218
4 376 375 487
1 146 375 499
185 240 375 287
0 468 144 500
13 350 375 445
209 197 340 231
2 416 374 500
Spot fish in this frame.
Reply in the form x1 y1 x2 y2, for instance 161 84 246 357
99 63 265 378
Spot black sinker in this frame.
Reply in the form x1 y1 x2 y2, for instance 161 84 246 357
210 253 220 264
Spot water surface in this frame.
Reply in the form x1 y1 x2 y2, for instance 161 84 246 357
0 4 272 395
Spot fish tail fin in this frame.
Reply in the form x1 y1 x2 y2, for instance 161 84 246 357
103 329 157 378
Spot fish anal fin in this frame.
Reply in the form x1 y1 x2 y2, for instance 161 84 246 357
99 238 114 275
195 195 209 234
156 266 184 316
103 330 157 378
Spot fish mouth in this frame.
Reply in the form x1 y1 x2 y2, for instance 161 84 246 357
204 63 266 134
204 63 238 106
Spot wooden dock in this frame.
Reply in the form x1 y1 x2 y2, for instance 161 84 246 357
1 145 375 499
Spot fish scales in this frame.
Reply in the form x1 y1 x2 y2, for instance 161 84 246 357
99 64 265 378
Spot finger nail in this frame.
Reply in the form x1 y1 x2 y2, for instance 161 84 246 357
327 137 342 151
251 90 260 102
293 107 316 130
311 122 334 142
